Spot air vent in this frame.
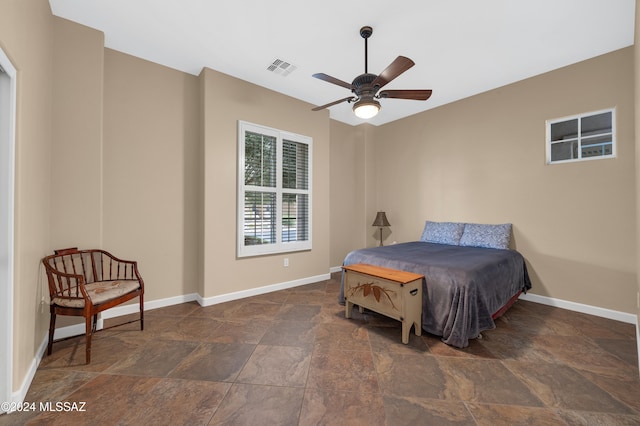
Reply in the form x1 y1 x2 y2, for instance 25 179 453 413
267 59 297 77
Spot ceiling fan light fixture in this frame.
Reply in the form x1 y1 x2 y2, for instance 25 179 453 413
353 97 381 119
312 25 431 116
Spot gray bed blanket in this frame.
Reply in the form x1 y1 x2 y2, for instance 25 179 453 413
339 241 531 348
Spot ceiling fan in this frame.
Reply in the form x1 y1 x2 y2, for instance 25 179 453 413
312 26 432 119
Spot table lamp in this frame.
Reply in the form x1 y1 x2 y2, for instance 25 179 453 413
372 211 391 246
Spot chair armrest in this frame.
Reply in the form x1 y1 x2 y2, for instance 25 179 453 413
42 266 91 302
95 250 145 289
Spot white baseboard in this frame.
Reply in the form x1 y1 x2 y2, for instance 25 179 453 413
197 273 330 306
518 292 638 325
104 293 200 318
637 324 640 375
11 335 48 410
53 322 102 341
329 266 342 274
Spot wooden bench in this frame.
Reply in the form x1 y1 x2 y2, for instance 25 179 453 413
342 263 423 344
42 248 145 364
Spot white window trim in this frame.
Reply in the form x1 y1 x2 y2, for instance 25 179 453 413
237 121 312 258
0 46 15 411
546 107 616 165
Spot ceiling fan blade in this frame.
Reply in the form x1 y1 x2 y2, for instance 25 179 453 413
312 73 354 90
378 89 432 101
371 56 415 90
312 96 356 111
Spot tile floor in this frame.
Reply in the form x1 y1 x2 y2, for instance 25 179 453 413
2 272 640 425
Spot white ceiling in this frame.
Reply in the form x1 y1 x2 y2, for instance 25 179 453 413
49 0 635 126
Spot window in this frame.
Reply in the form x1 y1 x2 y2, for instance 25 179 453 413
237 121 312 257
546 108 615 164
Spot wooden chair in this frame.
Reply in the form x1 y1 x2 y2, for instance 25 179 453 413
41 247 144 364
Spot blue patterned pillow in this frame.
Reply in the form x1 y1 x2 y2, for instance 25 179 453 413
459 223 512 250
420 221 465 246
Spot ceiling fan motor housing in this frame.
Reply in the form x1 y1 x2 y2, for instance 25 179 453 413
352 73 376 87
352 73 378 97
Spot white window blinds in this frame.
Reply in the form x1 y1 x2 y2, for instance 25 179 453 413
238 121 312 257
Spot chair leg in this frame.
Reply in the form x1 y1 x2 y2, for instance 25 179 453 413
47 309 56 356
85 315 92 364
139 295 144 331
92 314 98 333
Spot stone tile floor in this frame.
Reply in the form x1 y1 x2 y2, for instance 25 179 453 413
2 272 639 425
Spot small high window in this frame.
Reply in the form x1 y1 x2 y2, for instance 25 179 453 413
546 108 615 164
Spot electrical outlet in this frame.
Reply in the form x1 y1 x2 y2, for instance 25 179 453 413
284 258 289 267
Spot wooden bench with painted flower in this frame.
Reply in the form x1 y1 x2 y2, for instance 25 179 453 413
342 263 423 344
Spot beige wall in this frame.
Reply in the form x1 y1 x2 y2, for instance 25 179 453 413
329 121 366 266
329 121 385 265
200 68 331 298
371 47 636 314
49 16 105 331
0 0 53 392
103 49 201 301
51 17 104 248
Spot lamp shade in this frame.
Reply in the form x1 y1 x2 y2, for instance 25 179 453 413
353 97 381 119
372 211 391 227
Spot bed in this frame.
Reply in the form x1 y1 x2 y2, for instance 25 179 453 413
339 221 532 348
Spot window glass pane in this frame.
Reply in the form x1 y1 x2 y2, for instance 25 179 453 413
550 119 578 142
551 141 578 162
244 191 276 245
582 134 613 158
282 140 308 190
245 131 276 187
282 193 308 242
581 111 612 136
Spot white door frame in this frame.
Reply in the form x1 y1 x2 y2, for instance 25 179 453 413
0 46 16 410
